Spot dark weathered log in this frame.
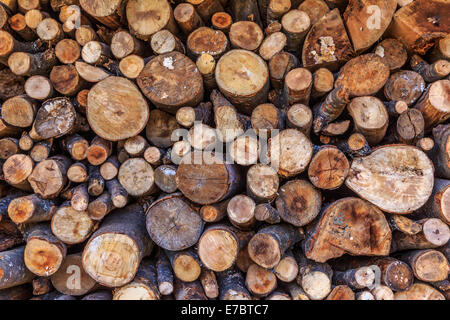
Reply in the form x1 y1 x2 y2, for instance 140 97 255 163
156 252 174 295
431 124 450 179
217 268 251 300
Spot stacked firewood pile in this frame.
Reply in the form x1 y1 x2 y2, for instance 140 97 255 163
0 0 449 301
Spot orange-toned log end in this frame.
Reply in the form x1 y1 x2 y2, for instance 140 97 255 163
308 146 349 190
304 197 392 263
245 264 277 297
326 285 355 300
24 238 64 276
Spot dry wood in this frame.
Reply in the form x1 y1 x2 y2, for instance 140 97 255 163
414 80 450 130
411 54 450 83
396 108 425 145
2 153 33 191
298 0 329 25
374 38 408 72
267 0 290 25
0 246 34 289
156 252 174 295
394 283 445 300
211 11 232 33
24 75 52 100
174 3 203 35
398 249 449 282
308 145 349 190
8 193 57 223
217 268 251 300
146 109 180 148
229 21 263 52
166 249 202 282
432 124 450 179
113 260 159 300
230 0 262 28
79 0 124 29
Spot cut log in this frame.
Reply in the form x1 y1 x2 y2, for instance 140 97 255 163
111 31 144 60
87 76 149 141
374 38 408 72
267 0 291 25
0 246 34 289
49 64 85 96
298 0 329 25
156 252 174 295
200 199 229 223
394 283 445 300
246 163 279 202
245 263 277 297
333 266 375 290
55 39 80 64
431 124 450 179
8 49 57 76
79 0 124 29
395 108 425 145
118 157 154 197
347 96 389 145
410 54 450 83
151 30 184 55
389 215 422 236
174 3 204 35
50 253 97 296
384 71 425 106
414 80 450 131
146 109 180 148
398 249 449 282
229 135 259 166
119 54 145 79
216 49 269 115
304 197 391 262
187 27 228 60
24 75 52 101
274 251 298 282
285 104 312 136
227 194 256 229
8 193 57 224
343 0 397 52
387 0 450 55
229 21 263 52
88 192 114 221
217 268 251 300
146 193 203 251
2 153 33 191
312 86 350 135
2 95 36 128
268 51 298 91
173 279 207 300
254 203 281 224
51 202 93 244
185 0 223 23
229 0 263 28
196 54 217 91
326 285 355 300
165 249 202 282
368 257 414 291
0 137 19 159
345 145 435 213
75 61 110 83
302 9 354 72
308 146 349 190
281 9 310 54
200 269 218 299
258 32 286 61
211 11 232 34
137 52 203 113
82 204 153 287
412 177 450 223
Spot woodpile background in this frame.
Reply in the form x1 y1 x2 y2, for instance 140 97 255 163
0 0 449 301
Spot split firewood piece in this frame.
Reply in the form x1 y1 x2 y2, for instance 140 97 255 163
308 145 349 190
87 76 149 141
165 249 202 282
126 0 178 40
174 3 204 35
176 102 213 128
281 9 310 54
113 260 160 300
137 52 203 113
200 269 219 299
1 95 36 128
268 129 314 177
326 285 355 300
245 263 277 297
229 0 263 28
0 246 34 289
384 71 425 106
266 0 290 25
62 134 89 161
258 32 286 61
346 145 434 213
51 202 93 244
8 194 57 224
118 157 154 197
187 26 228 60
199 200 230 225
298 0 329 25
343 0 396 53
82 204 153 287
156 252 174 295
23 223 67 276
347 96 389 145
394 283 445 300
302 9 354 71
395 108 425 145
294 250 333 300
146 193 203 251
274 250 298 282
79 0 124 29
216 268 251 300
388 0 449 55
248 224 301 269
432 124 450 179
110 30 144 60
275 179 321 226
312 86 350 135
211 11 232 34
196 54 217 91
146 109 180 148
254 203 281 224
392 218 450 251
75 61 111 83
24 75 52 101
50 254 97 296
2 154 33 191
28 155 71 199
246 164 279 202
413 177 449 224
268 51 298 91
333 267 375 290
335 53 390 97
0 138 18 161
226 194 256 230
8 49 57 76
88 192 114 221
304 197 391 262
374 39 408 72
216 49 269 115
173 279 207 300
410 54 450 83
398 249 449 283
414 80 450 131
285 104 312 136
31 97 77 140
176 151 241 205
229 21 263 52
49 64 85 96
389 215 422 235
